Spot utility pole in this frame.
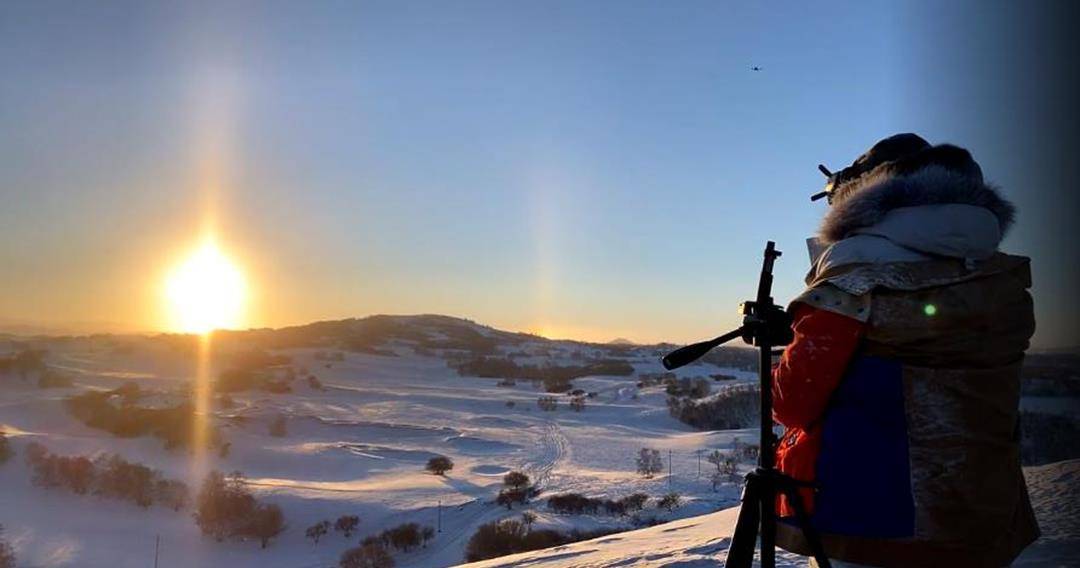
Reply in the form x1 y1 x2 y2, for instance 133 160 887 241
154 534 160 568
437 500 442 533
668 449 673 489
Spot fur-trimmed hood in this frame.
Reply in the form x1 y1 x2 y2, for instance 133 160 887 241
819 152 1016 245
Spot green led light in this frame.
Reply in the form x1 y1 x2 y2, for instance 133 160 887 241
923 303 937 317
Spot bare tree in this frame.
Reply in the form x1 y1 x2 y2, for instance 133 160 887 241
425 456 453 476
306 520 331 547
521 511 537 532
335 515 360 538
636 448 663 478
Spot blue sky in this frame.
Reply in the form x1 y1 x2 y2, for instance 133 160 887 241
1 1 1074 346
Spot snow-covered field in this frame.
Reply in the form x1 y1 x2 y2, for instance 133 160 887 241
0 316 1075 567
0 317 760 567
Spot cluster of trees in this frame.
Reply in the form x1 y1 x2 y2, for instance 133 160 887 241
339 541 395 568
0 348 47 379
636 448 664 478
451 356 633 389
0 525 14 568
496 471 534 509
546 492 649 516
0 430 10 465
1020 411 1080 465
194 470 285 548
370 522 434 553
703 439 758 490
537 396 558 411
216 348 294 393
314 351 346 362
24 443 189 510
464 516 617 563
64 387 220 451
667 384 759 430
699 347 757 370
636 372 675 388
37 369 74 388
664 376 711 399
425 456 453 475
305 514 361 547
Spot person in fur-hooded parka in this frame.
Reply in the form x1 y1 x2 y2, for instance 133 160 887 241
771 134 1038 568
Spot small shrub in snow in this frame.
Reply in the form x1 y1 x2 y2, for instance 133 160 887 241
38 369 74 388
664 376 711 398
521 511 537 531
0 430 11 465
505 400 516 408
0 525 14 568
1020 411 1080 465
569 395 586 412
306 520 330 547
269 415 288 437
421 525 435 546
496 488 529 509
425 456 453 476
732 438 759 463
636 448 664 478
307 375 325 390
537 396 558 411
658 492 682 511
622 493 649 512
340 542 394 568
335 515 360 538
251 504 286 548
503 471 530 489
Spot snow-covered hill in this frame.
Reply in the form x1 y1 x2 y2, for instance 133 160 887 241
0 316 1075 567
0 316 758 567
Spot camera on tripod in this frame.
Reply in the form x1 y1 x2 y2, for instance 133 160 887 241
660 241 831 568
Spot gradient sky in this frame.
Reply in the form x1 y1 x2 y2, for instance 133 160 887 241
2 1 1076 347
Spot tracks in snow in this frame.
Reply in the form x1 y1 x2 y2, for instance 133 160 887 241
528 421 569 490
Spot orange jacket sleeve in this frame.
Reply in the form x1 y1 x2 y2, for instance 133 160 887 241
772 302 865 429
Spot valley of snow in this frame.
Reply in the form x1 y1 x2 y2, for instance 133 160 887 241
0 316 1076 567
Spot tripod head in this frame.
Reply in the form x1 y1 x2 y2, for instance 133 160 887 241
662 242 792 371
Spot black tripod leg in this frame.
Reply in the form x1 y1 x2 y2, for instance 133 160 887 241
782 485 831 568
724 475 761 568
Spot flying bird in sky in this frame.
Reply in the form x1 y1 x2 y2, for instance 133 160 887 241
751 66 762 71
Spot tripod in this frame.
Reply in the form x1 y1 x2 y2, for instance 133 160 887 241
662 241 831 568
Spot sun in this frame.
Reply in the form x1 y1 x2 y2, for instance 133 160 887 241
165 240 247 334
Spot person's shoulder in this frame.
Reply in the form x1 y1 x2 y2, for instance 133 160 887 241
790 281 871 323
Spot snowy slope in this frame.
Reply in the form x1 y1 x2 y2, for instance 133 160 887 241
457 460 1080 568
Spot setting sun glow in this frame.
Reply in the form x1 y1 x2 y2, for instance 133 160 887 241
165 241 247 334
